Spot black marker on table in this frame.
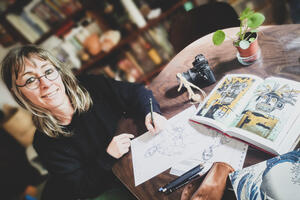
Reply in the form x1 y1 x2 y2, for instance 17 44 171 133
158 164 204 194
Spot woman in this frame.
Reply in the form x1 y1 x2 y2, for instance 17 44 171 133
1 45 166 199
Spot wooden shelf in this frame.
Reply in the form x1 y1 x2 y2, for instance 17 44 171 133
1 0 187 84
35 8 85 45
0 1 32 44
76 0 188 74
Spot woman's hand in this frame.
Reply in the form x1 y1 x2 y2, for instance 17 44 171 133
145 112 167 134
106 133 134 159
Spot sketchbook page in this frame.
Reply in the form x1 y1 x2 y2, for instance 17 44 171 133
169 125 248 176
230 77 300 149
227 127 277 154
131 106 206 186
278 114 300 154
191 74 263 131
229 149 300 200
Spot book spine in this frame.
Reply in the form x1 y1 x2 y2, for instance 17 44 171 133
138 35 162 65
30 3 53 23
44 0 66 20
6 14 40 43
27 12 50 33
148 26 174 59
124 51 145 75
128 38 156 73
144 31 168 63
63 26 84 51
50 0 82 16
31 1 64 26
20 11 44 35
24 0 50 33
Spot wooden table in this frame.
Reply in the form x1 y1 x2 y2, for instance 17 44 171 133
112 24 300 200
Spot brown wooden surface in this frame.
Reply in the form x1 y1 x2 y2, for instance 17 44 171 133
112 24 300 200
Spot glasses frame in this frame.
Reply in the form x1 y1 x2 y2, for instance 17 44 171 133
16 68 60 90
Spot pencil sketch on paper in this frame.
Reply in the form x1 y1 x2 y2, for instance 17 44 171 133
144 124 187 158
201 131 231 161
131 106 205 186
169 126 248 177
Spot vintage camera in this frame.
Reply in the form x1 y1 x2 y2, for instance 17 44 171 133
181 54 216 88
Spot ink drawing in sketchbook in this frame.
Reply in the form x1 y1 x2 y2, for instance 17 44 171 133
229 149 300 200
190 74 300 155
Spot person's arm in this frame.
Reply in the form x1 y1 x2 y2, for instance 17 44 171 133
106 76 161 117
105 77 167 133
81 75 166 133
79 74 161 117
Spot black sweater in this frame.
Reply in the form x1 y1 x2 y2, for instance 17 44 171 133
33 74 160 199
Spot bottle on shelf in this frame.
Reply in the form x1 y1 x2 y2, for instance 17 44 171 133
128 38 156 73
133 0 152 19
144 29 172 63
149 26 174 60
139 33 162 65
120 0 147 28
100 0 134 35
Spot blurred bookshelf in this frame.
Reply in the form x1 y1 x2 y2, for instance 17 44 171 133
0 0 294 84
0 0 190 84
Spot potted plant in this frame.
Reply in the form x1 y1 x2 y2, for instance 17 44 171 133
212 7 265 65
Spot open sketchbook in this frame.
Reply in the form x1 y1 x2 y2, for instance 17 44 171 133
229 149 300 200
131 106 247 186
190 74 300 155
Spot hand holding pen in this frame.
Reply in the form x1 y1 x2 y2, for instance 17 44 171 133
145 98 167 134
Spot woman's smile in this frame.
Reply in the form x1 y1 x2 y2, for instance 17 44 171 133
42 88 59 99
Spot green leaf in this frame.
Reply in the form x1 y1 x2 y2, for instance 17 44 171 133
249 37 255 42
251 29 259 33
240 7 250 18
212 30 225 46
236 31 242 37
239 7 254 20
247 13 265 28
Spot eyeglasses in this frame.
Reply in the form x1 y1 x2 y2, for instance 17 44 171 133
16 68 59 90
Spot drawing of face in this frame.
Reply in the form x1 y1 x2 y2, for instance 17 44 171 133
221 82 246 104
213 108 226 118
256 92 284 113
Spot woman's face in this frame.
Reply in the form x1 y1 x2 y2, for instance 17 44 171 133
15 56 68 112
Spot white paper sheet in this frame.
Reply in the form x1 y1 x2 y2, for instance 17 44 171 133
131 106 248 186
170 127 248 176
131 106 199 186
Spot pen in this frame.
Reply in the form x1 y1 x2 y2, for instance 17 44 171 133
149 98 155 127
158 164 204 194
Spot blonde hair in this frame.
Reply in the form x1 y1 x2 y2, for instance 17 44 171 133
1 45 92 137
